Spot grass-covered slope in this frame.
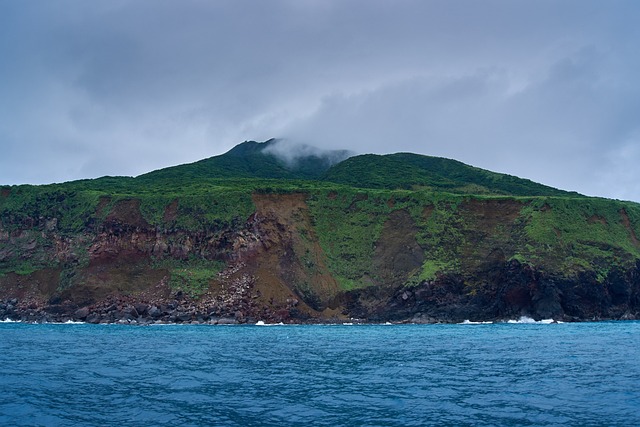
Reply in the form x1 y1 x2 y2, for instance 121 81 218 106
138 139 352 182
323 153 579 196
306 190 640 286
137 139 576 197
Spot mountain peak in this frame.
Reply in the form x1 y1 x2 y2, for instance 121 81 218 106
224 139 279 157
138 139 352 181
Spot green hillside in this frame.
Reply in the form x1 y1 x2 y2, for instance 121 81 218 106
1 139 639 323
323 153 579 196
138 139 352 182
137 139 578 197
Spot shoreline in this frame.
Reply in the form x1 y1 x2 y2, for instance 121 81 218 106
2 295 637 326
1 313 635 327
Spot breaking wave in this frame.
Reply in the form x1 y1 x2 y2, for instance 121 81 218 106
507 316 562 324
459 320 494 324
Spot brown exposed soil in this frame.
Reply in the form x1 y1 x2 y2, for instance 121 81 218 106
105 199 149 228
163 199 179 223
460 198 522 230
422 205 434 220
0 269 60 301
250 193 341 315
458 198 524 270
387 197 395 208
373 209 424 287
61 262 170 305
95 196 111 217
620 209 640 247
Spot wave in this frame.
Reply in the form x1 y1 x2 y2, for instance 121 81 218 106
507 316 563 324
1 319 88 325
255 321 286 326
459 317 564 324
459 320 494 325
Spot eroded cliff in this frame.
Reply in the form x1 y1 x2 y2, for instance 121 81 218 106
2 186 640 324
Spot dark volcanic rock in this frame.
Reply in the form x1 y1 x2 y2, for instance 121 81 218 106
148 306 162 318
86 313 101 324
134 304 149 316
343 259 640 323
176 312 192 322
74 307 90 320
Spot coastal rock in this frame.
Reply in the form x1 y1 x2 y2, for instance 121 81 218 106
148 306 162 318
74 307 90 320
86 313 101 324
134 304 149 316
177 312 192 322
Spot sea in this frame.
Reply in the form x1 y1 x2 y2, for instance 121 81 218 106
1 320 639 427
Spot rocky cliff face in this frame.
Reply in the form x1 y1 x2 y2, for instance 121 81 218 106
1 188 640 324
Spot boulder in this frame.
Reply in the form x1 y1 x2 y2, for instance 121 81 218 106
177 312 192 322
148 306 162 318
86 313 101 324
134 304 149 316
74 307 90 320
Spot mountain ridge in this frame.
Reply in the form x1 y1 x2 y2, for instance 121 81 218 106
137 139 354 182
134 139 578 198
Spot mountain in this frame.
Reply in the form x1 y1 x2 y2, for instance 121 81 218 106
1 139 639 324
138 139 353 181
138 139 575 196
323 153 579 196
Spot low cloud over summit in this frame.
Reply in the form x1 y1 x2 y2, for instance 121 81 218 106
1 1 639 201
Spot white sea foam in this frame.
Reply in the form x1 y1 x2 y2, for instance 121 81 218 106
45 320 87 325
507 316 561 324
459 320 494 325
255 321 286 326
1 318 19 323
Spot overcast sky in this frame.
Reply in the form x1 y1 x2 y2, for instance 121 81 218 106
1 1 639 201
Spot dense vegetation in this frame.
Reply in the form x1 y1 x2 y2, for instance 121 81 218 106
2 139 640 299
137 139 352 182
323 153 580 196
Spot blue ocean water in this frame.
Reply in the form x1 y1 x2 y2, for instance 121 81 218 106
1 321 639 427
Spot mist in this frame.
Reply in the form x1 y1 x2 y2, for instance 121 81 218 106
261 139 354 169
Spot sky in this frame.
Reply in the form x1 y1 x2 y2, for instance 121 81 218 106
1 1 639 201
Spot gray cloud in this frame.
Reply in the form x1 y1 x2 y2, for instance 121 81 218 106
0 1 639 201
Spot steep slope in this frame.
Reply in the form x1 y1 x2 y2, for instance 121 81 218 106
1 140 639 324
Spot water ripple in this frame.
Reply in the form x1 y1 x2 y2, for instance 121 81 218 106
1 322 639 426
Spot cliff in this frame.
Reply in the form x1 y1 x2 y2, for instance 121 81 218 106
1 140 639 323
